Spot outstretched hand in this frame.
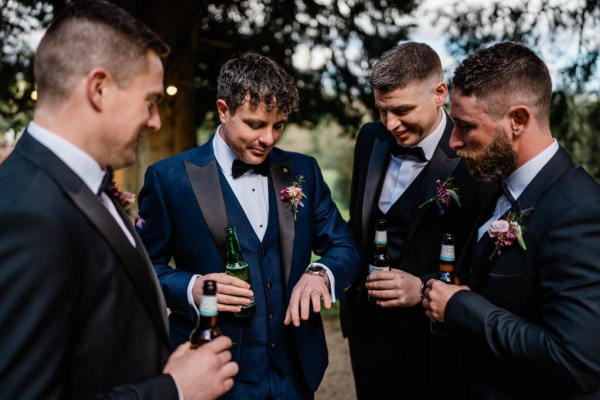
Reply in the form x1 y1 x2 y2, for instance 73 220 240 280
284 274 331 327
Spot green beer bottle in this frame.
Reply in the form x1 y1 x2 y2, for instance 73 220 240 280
225 226 256 317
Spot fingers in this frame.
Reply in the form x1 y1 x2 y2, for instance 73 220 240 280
284 275 331 327
197 335 233 354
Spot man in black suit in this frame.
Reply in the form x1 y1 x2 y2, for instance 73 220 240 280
340 42 485 399
0 1 237 399
423 42 600 399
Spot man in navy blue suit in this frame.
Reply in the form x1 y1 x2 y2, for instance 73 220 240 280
137 52 361 399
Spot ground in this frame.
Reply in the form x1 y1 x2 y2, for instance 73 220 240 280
315 317 356 400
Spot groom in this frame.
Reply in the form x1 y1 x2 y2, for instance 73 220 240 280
137 52 361 399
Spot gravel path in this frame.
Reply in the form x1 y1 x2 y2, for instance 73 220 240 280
315 317 357 400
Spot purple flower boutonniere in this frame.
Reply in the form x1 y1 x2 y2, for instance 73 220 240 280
487 211 527 259
280 175 307 220
106 183 145 228
419 176 461 215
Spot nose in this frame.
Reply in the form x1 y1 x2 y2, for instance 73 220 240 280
384 114 402 133
258 127 275 148
147 107 161 131
449 127 463 150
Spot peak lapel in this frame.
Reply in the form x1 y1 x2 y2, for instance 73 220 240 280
270 156 295 285
361 137 389 248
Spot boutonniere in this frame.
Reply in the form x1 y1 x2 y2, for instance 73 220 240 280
419 176 461 215
487 208 533 259
106 183 145 228
280 175 307 220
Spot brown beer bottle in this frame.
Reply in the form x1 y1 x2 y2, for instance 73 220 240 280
430 233 456 335
368 219 391 303
190 279 222 349
224 226 256 317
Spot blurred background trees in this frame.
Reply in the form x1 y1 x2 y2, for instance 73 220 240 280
1 0 599 208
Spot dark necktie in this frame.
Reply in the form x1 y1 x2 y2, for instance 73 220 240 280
97 165 113 196
231 158 270 179
389 141 427 162
499 179 520 211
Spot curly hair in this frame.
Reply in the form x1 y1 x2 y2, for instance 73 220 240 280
217 52 299 116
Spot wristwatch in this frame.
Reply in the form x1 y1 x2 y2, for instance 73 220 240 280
304 264 330 287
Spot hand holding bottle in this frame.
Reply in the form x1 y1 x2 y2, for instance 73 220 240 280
192 273 253 313
365 269 423 307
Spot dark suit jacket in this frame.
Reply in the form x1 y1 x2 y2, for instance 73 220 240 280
340 117 488 337
136 135 361 391
447 146 600 399
0 132 176 399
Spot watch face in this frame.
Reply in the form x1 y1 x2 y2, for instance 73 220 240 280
308 265 324 273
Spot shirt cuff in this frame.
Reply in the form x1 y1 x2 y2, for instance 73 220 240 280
187 274 201 315
310 262 336 302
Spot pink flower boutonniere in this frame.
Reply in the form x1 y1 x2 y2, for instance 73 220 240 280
487 211 527 259
106 183 145 228
419 176 461 215
280 175 307 220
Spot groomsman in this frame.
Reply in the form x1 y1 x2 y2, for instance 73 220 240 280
423 41 600 399
0 1 237 399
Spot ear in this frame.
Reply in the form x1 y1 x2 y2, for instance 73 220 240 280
433 81 448 107
86 67 110 112
216 99 230 124
509 106 531 137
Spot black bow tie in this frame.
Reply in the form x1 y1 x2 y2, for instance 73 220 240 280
389 142 427 162
231 159 270 179
97 165 113 196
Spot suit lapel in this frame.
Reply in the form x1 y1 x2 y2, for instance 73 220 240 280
18 133 170 346
185 158 228 262
270 155 295 285
361 136 389 248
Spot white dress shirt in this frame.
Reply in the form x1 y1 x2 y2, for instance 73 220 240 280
27 122 135 246
477 139 559 240
378 111 447 213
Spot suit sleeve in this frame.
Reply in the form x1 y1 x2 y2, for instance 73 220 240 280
0 209 178 400
446 203 600 394
307 157 363 298
137 165 198 320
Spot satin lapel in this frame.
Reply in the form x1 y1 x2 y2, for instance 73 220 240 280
404 147 461 247
185 159 228 261
270 157 295 285
361 137 389 248
113 202 169 333
17 132 170 346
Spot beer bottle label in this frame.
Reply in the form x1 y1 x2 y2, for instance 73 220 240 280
440 244 455 262
374 230 387 244
199 295 218 317
369 264 390 274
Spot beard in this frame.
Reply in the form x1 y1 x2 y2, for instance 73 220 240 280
457 127 517 182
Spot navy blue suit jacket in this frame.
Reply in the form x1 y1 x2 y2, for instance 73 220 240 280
137 135 361 390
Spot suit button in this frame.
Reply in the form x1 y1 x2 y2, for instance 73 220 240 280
261 249 267 257
269 313 274 320
267 282 272 289
469 268 474 274
271 343 276 349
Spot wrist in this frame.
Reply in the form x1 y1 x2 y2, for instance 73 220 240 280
304 264 330 288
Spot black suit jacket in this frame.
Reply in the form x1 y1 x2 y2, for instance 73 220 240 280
340 116 490 337
0 132 177 399
447 147 600 399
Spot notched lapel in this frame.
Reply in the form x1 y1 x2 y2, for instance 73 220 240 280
185 159 228 262
270 157 295 285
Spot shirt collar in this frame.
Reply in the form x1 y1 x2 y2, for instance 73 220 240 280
505 139 559 200
415 110 447 161
213 125 239 177
27 122 106 194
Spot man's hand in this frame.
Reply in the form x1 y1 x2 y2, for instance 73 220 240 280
164 336 238 400
365 268 422 307
421 279 469 322
284 274 331 327
192 273 253 313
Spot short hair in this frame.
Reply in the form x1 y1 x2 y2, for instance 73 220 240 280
34 0 169 104
452 42 552 125
217 52 299 116
369 42 443 92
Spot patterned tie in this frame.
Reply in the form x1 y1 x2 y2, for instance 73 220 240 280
231 158 270 179
389 141 427 162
